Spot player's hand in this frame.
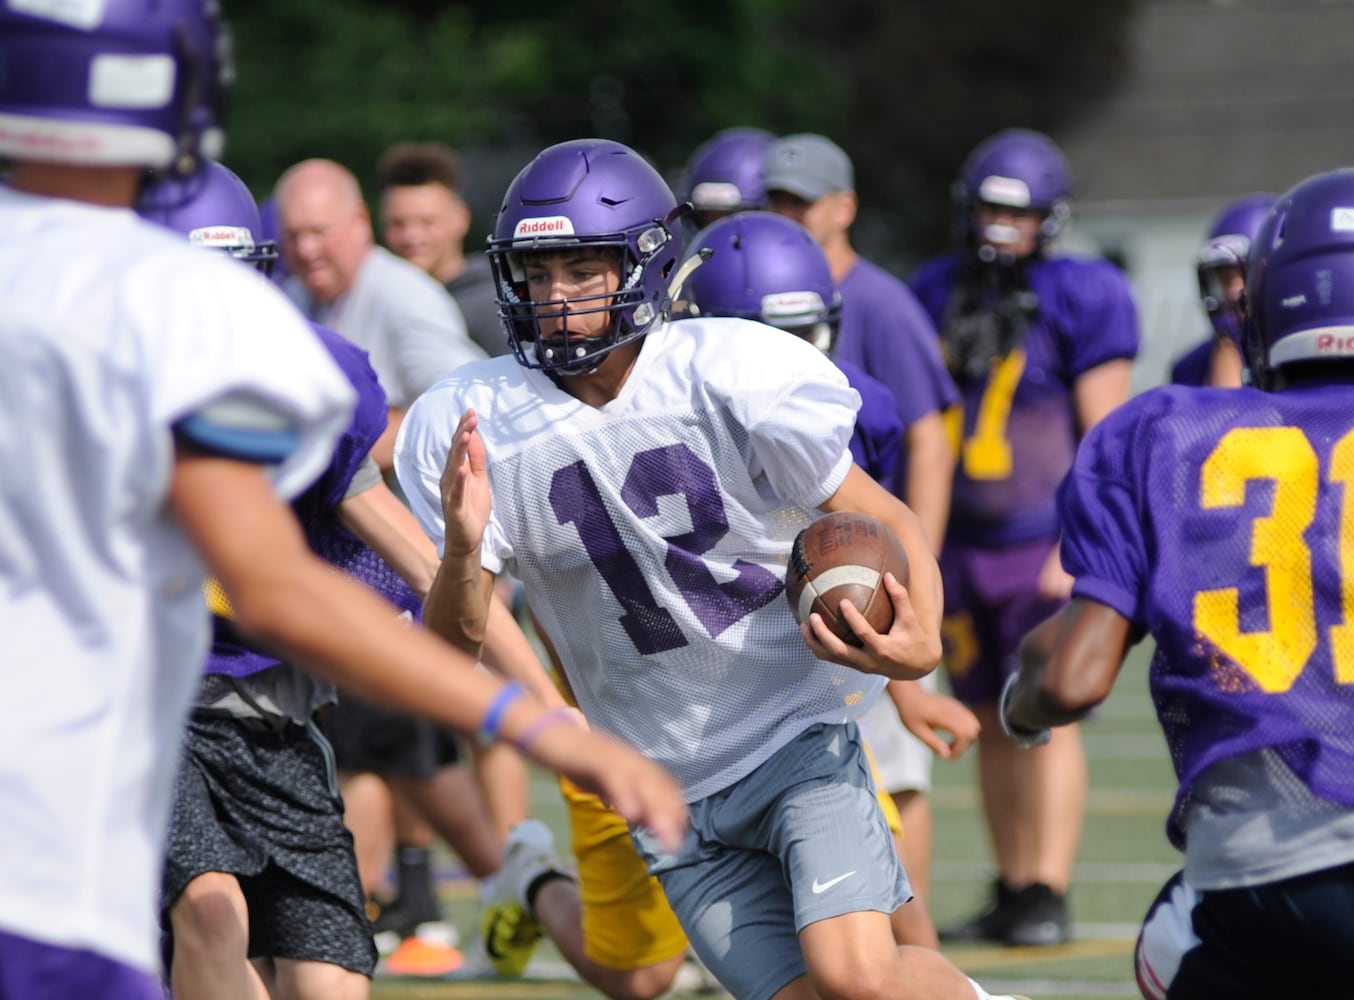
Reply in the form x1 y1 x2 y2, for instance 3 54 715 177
887 681 980 759
440 408 492 556
528 726 688 853
801 572 943 681
1037 543 1075 601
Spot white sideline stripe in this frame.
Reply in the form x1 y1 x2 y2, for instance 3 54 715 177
986 981 1140 997
930 785 1175 814
935 860 1178 883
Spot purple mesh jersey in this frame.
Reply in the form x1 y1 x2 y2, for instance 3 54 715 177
839 359 903 485
1059 383 1354 848
1170 338 1213 387
836 257 958 432
206 323 418 677
910 254 1139 545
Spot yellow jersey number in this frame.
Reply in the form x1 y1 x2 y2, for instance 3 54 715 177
945 349 1027 481
1193 426 1354 693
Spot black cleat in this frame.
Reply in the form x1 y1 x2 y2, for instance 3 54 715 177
939 879 1070 947
938 879 1020 943
1002 882 1069 947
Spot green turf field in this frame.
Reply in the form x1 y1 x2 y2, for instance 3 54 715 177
372 640 1173 999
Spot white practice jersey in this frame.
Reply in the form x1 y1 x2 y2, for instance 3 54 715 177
397 317 885 801
0 187 354 971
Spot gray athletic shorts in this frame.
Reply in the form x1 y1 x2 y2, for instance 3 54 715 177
632 721 909 1000
161 712 377 976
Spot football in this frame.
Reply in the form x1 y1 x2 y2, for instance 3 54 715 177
786 511 910 647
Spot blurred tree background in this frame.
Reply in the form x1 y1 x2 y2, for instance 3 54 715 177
228 0 1143 266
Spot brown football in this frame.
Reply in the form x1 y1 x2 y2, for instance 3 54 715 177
786 512 910 647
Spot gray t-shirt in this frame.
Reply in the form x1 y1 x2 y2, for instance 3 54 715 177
1183 748 1354 889
447 254 507 357
289 246 486 408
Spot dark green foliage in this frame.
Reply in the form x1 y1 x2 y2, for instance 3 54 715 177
227 0 1141 263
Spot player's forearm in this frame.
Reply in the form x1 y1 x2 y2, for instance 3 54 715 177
338 482 440 598
1006 600 1130 732
482 592 567 709
422 552 492 658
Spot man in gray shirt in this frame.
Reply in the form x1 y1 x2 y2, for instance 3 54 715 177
276 158 485 472
377 142 506 357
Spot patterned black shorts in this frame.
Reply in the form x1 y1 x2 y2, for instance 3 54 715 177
161 712 377 975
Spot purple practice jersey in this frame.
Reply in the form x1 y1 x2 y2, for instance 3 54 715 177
911 254 1139 545
1169 338 1213 387
1059 383 1354 848
839 359 903 486
206 323 415 677
836 257 959 435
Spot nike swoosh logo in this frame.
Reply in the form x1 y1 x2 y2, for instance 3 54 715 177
811 871 857 894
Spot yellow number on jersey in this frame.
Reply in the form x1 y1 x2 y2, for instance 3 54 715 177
1193 426 1354 693
958 349 1026 481
1331 432 1354 684
204 576 237 619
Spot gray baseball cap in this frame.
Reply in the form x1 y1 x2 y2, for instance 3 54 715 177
762 133 855 202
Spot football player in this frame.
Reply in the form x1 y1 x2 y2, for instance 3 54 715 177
1001 167 1354 1000
396 138 1028 1000
139 158 474 993
910 128 1140 946
687 210 983 940
1169 193 1277 388
0 8 685 999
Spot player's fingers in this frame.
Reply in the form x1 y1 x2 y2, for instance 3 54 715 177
804 612 858 660
835 595 879 642
913 723 953 758
946 725 978 757
609 773 689 854
882 573 918 629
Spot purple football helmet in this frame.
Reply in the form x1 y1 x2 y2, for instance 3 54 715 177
487 139 684 374
0 0 232 176
1244 168 1354 388
955 128 1072 260
686 211 841 354
1196 192 1278 344
136 160 278 275
678 127 776 227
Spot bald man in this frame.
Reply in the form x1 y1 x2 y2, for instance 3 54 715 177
276 158 485 470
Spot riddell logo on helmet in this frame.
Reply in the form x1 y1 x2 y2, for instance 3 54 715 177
1316 332 1354 352
514 216 575 238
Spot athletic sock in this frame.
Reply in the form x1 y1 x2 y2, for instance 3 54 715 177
395 843 439 918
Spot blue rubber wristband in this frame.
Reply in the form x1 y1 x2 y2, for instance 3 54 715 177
479 682 526 745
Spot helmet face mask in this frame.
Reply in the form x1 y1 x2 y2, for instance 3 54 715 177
685 211 841 355
487 140 682 375
1195 193 1277 345
1243 169 1354 389
136 159 278 275
0 0 232 177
